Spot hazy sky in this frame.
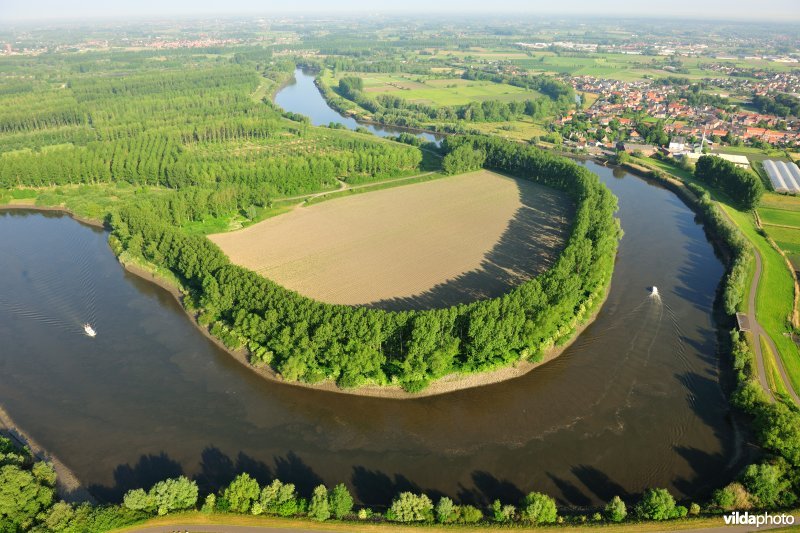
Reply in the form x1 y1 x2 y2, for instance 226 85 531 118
1 0 799 22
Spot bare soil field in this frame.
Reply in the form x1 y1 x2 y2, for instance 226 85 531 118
209 170 573 309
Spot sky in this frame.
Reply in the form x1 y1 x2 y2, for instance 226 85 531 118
1 0 799 22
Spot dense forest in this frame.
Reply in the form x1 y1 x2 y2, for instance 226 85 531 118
0 48 618 392
694 155 764 210
0 53 422 224
111 135 620 391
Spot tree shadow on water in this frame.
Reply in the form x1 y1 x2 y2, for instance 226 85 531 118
89 452 183 502
90 448 324 503
456 471 524 507
351 466 420 508
571 465 630 501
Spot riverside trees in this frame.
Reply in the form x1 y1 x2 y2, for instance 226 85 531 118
111 135 620 391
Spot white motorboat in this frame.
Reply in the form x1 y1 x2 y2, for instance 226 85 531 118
651 286 659 297
83 323 97 337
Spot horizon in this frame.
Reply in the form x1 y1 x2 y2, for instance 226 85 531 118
1 0 800 23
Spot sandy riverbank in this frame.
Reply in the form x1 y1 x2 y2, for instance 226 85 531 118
3 195 612 400
0 405 95 504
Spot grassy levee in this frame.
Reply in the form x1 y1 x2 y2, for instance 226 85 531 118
763 336 792 400
632 155 800 395
110 510 771 533
721 203 800 394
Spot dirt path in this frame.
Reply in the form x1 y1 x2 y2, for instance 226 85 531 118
121 513 800 533
279 172 437 206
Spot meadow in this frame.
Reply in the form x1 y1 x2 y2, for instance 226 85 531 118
759 193 800 267
209 170 572 308
322 71 543 107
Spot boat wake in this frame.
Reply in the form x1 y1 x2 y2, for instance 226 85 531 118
0 223 100 338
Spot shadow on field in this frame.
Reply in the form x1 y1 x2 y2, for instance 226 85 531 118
367 179 574 311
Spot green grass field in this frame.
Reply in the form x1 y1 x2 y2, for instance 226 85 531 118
324 71 543 106
760 207 800 229
721 203 800 395
468 118 548 141
759 194 800 267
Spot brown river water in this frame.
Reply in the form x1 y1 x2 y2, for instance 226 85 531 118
0 159 747 507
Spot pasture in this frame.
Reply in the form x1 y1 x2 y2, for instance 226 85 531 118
209 170 573 309
759 193 800 267
323 71 543 106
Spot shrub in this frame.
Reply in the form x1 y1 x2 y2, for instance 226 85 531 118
259 479 300 517
459 504 483 524
689 502 701 515
308 485 330 521
387 492 434 522
520 491 558 524
222 473 260 514
711 482 752 511
329 483 354 519
122 489 154 513
435 496 456 524
604 495 627 522
741 462 797 508
491 499 516 523
200 493 216 514
634 488 676 520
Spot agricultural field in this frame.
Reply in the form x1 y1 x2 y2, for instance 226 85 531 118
759 193 800 267
322 71 543 106
468 118 548 142
507 51 797 81
209 170 573 309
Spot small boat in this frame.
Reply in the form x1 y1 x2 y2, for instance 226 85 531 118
83 323 97 337
651 286 659 296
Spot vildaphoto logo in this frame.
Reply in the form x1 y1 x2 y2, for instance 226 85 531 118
723 511 795 527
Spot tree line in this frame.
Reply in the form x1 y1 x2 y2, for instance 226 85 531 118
5 428 797 532
111 135 620 392
694 155 764 210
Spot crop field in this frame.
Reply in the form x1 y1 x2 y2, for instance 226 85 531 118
468 118 549 142
323 71 543 106
209 170 573 309
759 193 800 267
508 51 796 81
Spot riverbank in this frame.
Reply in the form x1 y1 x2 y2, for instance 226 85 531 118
0 405 95 504
120 245 611 399
0 203 105 229
4 198 612 400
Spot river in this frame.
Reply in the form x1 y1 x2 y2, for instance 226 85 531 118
275 69 445 145
0 75 746 507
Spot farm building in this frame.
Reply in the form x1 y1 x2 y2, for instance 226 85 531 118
763 159 800 193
